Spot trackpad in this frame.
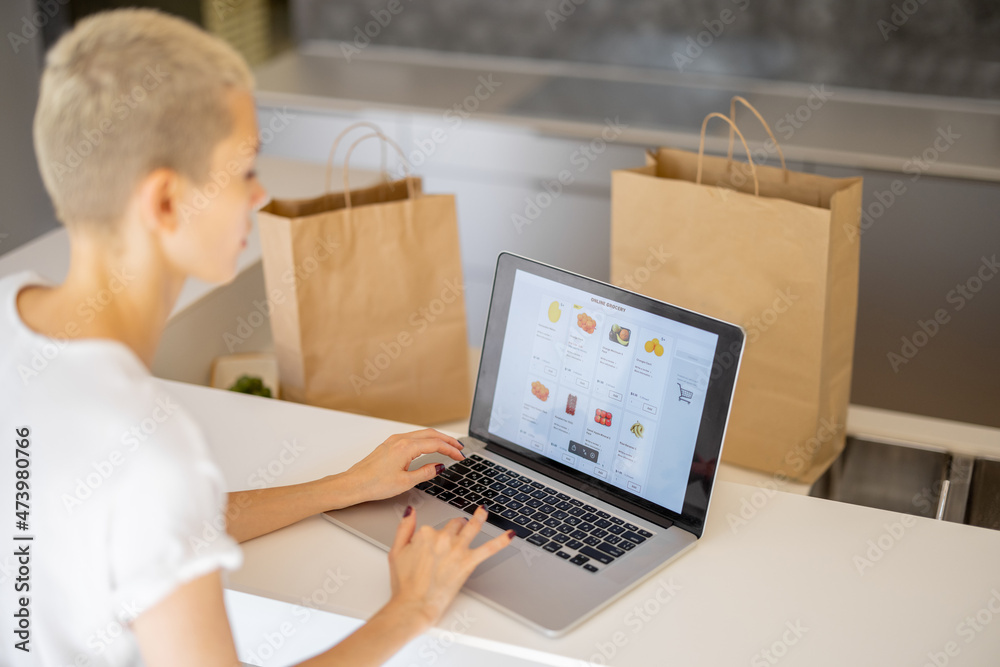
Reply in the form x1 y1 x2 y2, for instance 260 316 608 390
433 520 520 578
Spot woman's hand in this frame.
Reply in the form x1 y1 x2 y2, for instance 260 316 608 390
386 504 515 628
338 428 466 507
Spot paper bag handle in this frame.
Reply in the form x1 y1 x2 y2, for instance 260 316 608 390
697 112 759 197
342 132 416 209
324 121 391 193
727 95 788 183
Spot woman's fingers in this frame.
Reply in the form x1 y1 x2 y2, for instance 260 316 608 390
441 516 468 536
456 505 489 547
390 505 417 554
469 530 517 567
404 436 465 463
401 428 465 452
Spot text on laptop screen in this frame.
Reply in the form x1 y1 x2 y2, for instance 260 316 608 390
488 269 719 514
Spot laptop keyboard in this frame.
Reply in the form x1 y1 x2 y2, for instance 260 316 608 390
414 454 654 573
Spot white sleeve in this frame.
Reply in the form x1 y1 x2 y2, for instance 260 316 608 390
107 410 242 615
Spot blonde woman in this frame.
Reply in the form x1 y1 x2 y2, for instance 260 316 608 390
0 9 512 666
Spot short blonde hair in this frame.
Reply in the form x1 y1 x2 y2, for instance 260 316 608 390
34 8 254 226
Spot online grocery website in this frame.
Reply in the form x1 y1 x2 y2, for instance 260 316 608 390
489 269 719 513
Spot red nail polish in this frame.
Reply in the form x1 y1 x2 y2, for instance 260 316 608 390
506 530 516 539
403 505 413 518
435 463 445 475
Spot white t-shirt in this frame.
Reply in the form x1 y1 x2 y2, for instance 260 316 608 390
0 270 242 667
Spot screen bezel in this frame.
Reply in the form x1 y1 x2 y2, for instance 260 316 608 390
469 253 745 538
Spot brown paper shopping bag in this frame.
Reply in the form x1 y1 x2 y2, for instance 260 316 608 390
258 125 471 425
611 99 863 483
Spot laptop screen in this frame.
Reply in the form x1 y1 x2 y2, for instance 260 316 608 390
470 254 744 536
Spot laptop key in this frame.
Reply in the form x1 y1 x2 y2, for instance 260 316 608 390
507 501 523 510
425 485 443 496
448 497 469 509
481 490 498 499
439 469 462 481
592 528 609 539
541 527 557 537
568 507 585 517
583 504 598 514
529 481 545 489
434 478 458 491
564 516 582 526
415 481 431 490
566 539 584 550
609 516 624 525
624 522 639 531
555 533 571 543
484 512 532 539
639 529 653 538
501 509 518 520
540 504 556 514
607 524 624 535
437 491 455 502
581 513 599 523
569 554 589 566
495 494 512 505
514 493 531 502
543 518 561 528
568 498 584 506
527 499 543 509
583 536 601 547
465 471 483 481
555 501 572 511
556 551 571 560
578 523 595 532
570 530 588 540
579 546 613 564
619 540 635 551
526 534 548 547
622 531 646 544
542 542 560 553
555 492 570 501
606 535 622 545
583 563 600 573
597 542 625 558
514 515 530 526
527 521 544 532
551 510 568 520
595 519 611 528
596 510 611 519
462 503 478 514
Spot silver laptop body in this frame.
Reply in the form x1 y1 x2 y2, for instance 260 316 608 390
324 253 745 636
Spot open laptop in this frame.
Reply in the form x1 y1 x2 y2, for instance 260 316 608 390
323 253 745 636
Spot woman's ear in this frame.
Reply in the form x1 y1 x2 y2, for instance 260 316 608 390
135 168 182 238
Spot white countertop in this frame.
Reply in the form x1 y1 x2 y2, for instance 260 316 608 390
159 377 1000 666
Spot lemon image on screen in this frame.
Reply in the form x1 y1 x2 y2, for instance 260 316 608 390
548 301 561 323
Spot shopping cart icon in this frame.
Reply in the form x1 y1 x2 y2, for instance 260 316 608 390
677 383 693 404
